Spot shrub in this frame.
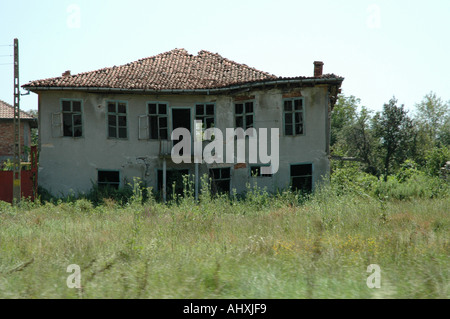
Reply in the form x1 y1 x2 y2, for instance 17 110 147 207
396 159 421 182
37 186 57 204
84 184 134 207
330 163 378 197
0 200 13 214
72 198 94 212
424 146 450 176
374 172 449 200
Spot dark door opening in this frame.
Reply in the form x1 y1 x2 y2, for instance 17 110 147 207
172 108 191 132
172 108 191 156
157 169 189 199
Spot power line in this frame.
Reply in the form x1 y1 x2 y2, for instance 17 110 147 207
0 55 13 57
0 63 13 65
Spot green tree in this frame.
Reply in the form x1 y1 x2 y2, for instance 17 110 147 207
28 109 39 146
424 146 450 177
373 97 415 181
330 94 359 147
331 95 382 176
341 106 381 175
439 120 450 146
414 92 450 146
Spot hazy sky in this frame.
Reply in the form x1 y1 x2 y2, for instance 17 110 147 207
0 0 449 113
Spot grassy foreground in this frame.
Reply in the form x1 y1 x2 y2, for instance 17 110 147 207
0 186 448 299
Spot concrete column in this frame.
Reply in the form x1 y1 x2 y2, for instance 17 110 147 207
163 157 167 202
195 162 199 201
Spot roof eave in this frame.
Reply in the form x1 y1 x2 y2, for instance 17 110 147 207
22 77 344 95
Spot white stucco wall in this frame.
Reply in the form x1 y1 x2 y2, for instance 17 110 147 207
37 85 330 196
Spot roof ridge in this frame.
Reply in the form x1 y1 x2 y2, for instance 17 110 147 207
197 50 277 78
27 49 276 84
137 48 191 62
22 49 343 91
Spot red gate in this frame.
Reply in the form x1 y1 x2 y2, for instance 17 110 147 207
0 146 38 203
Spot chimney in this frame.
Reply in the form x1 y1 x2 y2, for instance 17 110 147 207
313 61 324 77
62 70 71 77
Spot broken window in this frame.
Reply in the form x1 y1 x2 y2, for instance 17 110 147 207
209 167 231 194
148 103 168 140
235 101 254 130
61 100 82 137
98 170 120 190
107 101 128 139
250 165 273 177
290 164 312 193
284 98 304 136
195 103 215 129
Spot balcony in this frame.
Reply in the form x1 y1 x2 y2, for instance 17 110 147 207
159 140 172 158
159 140 206 163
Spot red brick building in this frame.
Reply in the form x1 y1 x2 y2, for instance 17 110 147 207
0 99 37 164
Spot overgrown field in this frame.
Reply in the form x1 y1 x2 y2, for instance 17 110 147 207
0 179 448 299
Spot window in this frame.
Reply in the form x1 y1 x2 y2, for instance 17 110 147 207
250 165 273 177
284 98 304 136
195 103 215 129
62 100 82 137
290 164 312 193
235 101 254 130
148 103 168 140
107 101 127 139
209 167 231 194
98 170 120 190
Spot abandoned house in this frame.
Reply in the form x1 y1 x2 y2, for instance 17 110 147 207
22 49 344 198
0 99 37 164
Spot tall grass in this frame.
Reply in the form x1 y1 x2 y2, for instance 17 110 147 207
0 173 448 299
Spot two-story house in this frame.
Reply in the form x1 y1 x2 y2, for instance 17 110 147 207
22 49 343 199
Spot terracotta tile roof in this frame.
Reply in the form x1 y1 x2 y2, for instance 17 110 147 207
0 99 35 120
23 49 343 91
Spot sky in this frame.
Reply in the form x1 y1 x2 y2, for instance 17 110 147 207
0 0 449 114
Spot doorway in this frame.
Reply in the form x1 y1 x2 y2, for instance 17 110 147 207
171 108 192 156
172 108 191 133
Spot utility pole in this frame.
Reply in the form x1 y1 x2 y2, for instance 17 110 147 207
12 38 21 204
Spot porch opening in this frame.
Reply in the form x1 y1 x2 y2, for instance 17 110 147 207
157 169 189 199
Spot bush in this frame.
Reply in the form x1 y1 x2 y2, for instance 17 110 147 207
424 146 450 176
84 184 134 207
330 163 378 197
37 186 57 204
396 159 420 182
329 160 449 201
72 198 94 212
375 172 449 200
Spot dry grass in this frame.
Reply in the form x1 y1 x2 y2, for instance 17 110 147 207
0 192 448 299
